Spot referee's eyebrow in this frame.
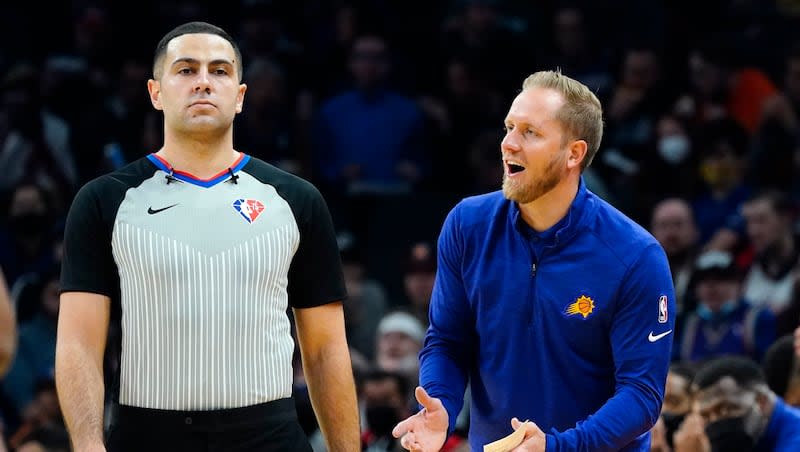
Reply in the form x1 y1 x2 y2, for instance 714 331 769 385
170 57 234 68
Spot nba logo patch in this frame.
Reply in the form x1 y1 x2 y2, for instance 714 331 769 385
658 295 668 324
233 199 265 224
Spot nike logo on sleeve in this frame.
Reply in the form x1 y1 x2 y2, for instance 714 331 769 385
648 330 672 343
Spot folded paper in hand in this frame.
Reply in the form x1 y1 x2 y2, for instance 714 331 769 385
483 421 529 452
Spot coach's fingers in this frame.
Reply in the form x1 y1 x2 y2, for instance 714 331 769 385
393 412 420 438
415 386 440 412
511 417 536 435
400 431 421 451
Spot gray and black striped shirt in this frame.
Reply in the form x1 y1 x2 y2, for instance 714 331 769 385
60 153 346 410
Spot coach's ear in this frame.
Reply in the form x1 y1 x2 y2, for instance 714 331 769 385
148 79 164 111
567 139 588 170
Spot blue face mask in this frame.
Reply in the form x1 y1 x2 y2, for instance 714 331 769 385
658 135 691 164
697 299 738 320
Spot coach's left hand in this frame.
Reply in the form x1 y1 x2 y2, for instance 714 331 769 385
510 417 546 452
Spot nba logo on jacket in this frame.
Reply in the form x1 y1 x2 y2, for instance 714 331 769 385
658 295 668 324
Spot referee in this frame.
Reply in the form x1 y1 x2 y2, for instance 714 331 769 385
55 22 359 452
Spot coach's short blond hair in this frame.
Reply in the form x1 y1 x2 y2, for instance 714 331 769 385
522 70 604 170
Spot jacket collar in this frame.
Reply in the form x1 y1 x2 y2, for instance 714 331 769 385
510 177 594 249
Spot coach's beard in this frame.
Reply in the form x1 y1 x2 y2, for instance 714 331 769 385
502 163 562 204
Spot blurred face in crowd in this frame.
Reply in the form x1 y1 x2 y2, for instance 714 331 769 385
447 60 475 98
689 51 724 99
8 184 48 238
622 49 658 91
119 59 151 106
349 36 389 90
404 243 436 311
148 33 246 137
10 184 46 217
742 198 789 254
502 87 571 204
362 376 409 437
376 331 421 377
695 276 740 312
554 7 584 56
784 57 800 102
464 0 496 31
663 371 693 416
243 60 285 111
695 377 769 451
656 115 692 165
661 370 693 446
699 141 742 192
651 199 698 257
404 271 435 311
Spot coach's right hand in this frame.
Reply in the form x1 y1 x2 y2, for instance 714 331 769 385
392 386 448 452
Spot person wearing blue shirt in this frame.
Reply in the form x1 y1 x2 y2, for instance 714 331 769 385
674 355 800 452
673 250 776 364
392 70 676 451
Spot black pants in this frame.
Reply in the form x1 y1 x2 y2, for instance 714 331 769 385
106 398 313 452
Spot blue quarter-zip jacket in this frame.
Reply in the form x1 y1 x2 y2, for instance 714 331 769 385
419 180 676 451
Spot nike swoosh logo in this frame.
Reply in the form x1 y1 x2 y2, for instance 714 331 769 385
648 330 673 343
147 204 178 215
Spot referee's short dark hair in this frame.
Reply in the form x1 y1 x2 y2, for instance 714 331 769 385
152 21 243 81
694 355 766 391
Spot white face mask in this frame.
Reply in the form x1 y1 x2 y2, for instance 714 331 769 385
658 135 691 164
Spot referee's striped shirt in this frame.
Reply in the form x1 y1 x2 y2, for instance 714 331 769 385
60 153 347 410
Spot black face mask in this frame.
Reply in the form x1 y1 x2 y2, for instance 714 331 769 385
366 404 400 438
705 417 757 452
661 412 686 448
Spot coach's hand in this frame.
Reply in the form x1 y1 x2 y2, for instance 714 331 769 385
510 417 546 452
392 386 448 452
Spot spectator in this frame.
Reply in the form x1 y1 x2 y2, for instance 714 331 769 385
674 250 776 363
234 57 303 175
312 33 430 197
0 183 59 293
375 311 426 388
401 241 436 328
340 234 389 361
2 265 60 415
660 363 695 449
0 63 76 197
360 369 414 452
763 335 800 407
740 189 800 335
674 355 800 452
538 4 614 100
634 115 702 219
750 43 800 195
650 197 701 314
676 36 778 135
690 117 752 248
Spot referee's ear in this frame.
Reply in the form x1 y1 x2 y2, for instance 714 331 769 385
148 79 164 111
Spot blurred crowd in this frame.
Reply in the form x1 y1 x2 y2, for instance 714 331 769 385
3 0 800 450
